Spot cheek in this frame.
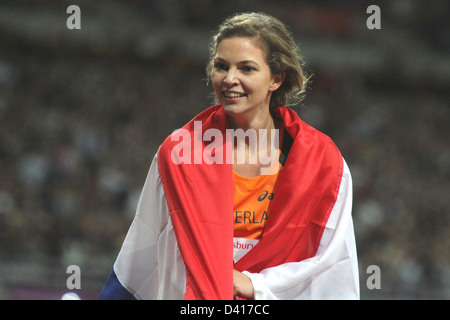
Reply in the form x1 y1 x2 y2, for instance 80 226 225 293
211 72 222 91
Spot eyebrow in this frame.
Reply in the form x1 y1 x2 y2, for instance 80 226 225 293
214 57 260 67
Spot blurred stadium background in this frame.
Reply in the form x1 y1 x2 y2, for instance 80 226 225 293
0 0 448 300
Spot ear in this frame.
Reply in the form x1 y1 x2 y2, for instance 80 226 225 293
269 72 285 92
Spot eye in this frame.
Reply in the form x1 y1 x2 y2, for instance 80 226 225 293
241 65 256 73
214 62 228 71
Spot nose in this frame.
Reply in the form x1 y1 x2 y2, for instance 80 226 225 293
223 68 238 87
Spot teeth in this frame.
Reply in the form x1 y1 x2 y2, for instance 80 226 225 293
224 92 245 98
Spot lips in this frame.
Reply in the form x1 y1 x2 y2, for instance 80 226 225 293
223 91 247 99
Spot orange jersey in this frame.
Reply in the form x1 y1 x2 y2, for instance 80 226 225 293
233 167 282 239
233 154 283 262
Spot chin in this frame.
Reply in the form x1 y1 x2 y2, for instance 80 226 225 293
221 103 246 115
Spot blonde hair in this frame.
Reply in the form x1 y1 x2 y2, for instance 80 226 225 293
206 12 309 109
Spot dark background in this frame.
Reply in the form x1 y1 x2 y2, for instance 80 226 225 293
0 0 448 299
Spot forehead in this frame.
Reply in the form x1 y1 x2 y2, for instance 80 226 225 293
215 37 268 63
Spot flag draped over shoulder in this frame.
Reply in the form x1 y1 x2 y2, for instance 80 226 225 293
157 105 234 300
156 104 344 299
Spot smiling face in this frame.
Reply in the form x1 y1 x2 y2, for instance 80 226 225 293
211 37 284 124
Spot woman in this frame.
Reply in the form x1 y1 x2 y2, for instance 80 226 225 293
99 12 359 300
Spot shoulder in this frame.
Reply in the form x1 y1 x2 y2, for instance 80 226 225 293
157 104 227 168
277 106 342 162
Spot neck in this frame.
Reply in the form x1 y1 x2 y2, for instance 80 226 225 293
227 107 275 132
228 107 282 173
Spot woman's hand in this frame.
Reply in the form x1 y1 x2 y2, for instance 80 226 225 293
233 269 255 300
